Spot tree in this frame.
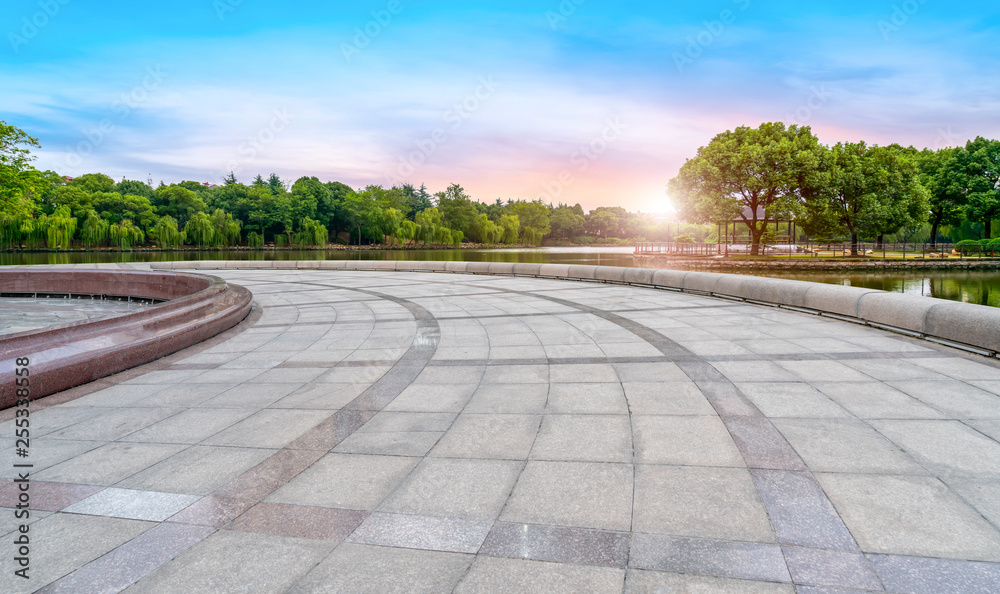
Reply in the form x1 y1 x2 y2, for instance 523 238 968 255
498 214 520 244
957 137 1000 238
184 211 215 247
267 173 287 196
93 193 159 229
509 200 551 242
400 183 433 219
436 184 479 236
550 206 586 239
917 147 967 247
0 121 42 223
69 173 115 194
804 142 928 254
152 185 207 227
668 122 826 255
115 179 153 198
152 216 185 248
80 210 110 247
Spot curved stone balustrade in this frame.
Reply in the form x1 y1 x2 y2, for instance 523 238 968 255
0 269 252 408
153 259 1000 357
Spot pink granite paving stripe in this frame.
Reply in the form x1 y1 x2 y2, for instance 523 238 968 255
228 502 367 541
213 448 325 502
0 479 104 511
37 522 214 594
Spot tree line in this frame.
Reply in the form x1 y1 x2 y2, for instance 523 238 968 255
0 122 698 251
669 122 1000 255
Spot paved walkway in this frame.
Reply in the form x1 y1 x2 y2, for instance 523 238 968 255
3 267 1000 592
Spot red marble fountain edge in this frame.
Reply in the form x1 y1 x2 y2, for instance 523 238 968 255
0 269 253 409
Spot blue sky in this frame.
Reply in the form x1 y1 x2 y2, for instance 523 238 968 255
2 0 998 212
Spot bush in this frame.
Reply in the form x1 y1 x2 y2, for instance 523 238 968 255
956 239 982 254
675 234 695 243
987 239 1000 256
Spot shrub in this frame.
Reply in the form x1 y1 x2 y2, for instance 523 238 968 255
956 239 982 254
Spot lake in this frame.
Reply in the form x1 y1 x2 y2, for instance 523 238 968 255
4 246 1000 308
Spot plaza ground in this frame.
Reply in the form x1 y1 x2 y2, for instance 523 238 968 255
3 265 1000 592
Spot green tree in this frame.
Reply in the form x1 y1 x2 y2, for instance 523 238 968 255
509 200 551 243
80 210 110 247
805 142 928 254
152 185 208 227
109 219 145 250
668 122 826 255
550 205 586 239
917 147 967 247
436 184 479 236
40 206 77 249
184 211 215 247
92 193 159 229
115 179 153 198
210 209 241 246
957 137 1000 238
0 121 43 225
152 216 185 248
69 173 115 194
498 214 520 244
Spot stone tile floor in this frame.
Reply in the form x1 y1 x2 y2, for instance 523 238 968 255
2 266 1000 592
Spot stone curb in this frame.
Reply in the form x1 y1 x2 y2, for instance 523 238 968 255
0 269 253 408
152 260 1000 358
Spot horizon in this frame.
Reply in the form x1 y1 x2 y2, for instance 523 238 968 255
3 0 998 213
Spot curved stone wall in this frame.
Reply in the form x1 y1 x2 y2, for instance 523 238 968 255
0 270 252 408
154 260 1000 357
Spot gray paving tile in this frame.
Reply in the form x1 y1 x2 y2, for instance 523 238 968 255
909 356 1000 381
633 416 744 466
126 529 335 593
201 409 331 448
481 521 630 568
63 488 198 521
333 430 444 456
737 383 849 418
289 543 473 594
633 465 775 542
481 364 549 384
430 414 540 460
0 439 102 478
622 381 716 415
712 361 800 383
0 513 153 594
119 408 256 444
463 384 549 414
268 453 419 510
872 420 1000 478
45 407 184 441
549 363 619 383
947 478 1000 526
629 533 790 583
817 473 1000 561
382 383 477 412
196 383 302 408
531 414 632 463
888 380 1000 418
547 383 629 414
624 569 794 592
35 442 188 486
501 461 633 531
613 361 689 382
773 418 926 474
38 522 213 594
360 411 456 433
455 556 625 593
813 381 945 419
116 445 276 495
349 511 492 553
270 382 366 408
379 458 521 520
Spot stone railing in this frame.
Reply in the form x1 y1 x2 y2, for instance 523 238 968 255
152 260 1000 358
0 269 252 408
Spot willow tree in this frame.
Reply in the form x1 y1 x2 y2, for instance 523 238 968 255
42 206 77 249
210 209 242 246
152 216 184 248
184 211 215 247
109 219 145 250
80 211 110 247
668 122 826 255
